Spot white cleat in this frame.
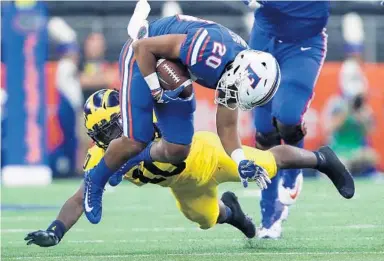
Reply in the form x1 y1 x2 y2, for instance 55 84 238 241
257 203 288 239
278 171 303 206
257 220 283 239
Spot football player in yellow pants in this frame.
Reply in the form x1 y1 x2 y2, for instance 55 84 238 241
25 90 354 247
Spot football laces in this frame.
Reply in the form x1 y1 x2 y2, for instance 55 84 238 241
162 64 181 84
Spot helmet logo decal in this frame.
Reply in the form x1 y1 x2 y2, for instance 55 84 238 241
246 64 261 89
137 26 147 40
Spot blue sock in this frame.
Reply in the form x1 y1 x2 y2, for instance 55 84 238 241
112 142 154 180
261 172 279 203
90 158 114 187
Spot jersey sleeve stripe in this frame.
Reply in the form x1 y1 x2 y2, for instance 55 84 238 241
186 28 203 65
191 29 208 66
198 36 210 62
120 43 136 140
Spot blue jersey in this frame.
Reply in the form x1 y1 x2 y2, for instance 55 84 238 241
149 15 248 89
254 1 330 41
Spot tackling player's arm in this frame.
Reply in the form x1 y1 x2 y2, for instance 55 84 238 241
215 87 267 188
25 148 102 247
216 104 242 158
24 184 84 247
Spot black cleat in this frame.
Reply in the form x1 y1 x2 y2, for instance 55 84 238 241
221 191 256 238
317 146 355 199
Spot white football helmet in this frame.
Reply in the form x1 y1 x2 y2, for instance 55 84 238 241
216 50 281 111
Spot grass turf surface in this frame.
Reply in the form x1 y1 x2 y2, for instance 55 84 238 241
1 178 384 261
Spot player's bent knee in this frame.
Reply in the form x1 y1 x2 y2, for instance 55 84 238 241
105 137 146 164
255 131 281 150
275 120 306 145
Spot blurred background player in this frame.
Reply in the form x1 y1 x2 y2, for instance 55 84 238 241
324 13 378 177
161 0 183 17
79 31 116 101
243 0 329 238
47 17 83 178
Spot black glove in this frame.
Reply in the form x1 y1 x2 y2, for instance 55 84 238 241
24 230 60 247
25 220 65 247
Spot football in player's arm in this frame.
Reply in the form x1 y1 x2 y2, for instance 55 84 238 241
81 11 281 225
132 33 269 187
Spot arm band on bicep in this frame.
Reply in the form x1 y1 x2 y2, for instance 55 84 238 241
144 72 161 91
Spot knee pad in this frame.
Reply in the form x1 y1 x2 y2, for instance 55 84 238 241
275 120 307 145
255 131 281 150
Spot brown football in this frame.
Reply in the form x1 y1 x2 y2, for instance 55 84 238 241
156 59 193 99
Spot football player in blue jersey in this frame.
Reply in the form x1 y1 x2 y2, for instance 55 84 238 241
243 0 330 238
83 1 282 225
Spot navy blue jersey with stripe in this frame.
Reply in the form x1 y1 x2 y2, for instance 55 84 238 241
254 1 330 41
149 15 248 89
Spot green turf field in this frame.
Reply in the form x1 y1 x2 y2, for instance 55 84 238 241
1 178 384 261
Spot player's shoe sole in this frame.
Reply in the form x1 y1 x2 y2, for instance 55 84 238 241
318 146 355 199
221 191 256 238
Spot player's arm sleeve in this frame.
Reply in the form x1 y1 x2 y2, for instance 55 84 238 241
179 28 210 69
179 28 226 88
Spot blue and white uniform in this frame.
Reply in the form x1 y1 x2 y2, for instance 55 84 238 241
119 15 247 145
248 1 329 230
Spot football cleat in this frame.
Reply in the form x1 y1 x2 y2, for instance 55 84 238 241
278 171 303 206
258 199 286 239
317 146 355 199
221 191 256 238
83 172 104 224
257 219 283 239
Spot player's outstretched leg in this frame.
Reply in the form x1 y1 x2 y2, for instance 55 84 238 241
219 192 256 238
270 145 355 199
